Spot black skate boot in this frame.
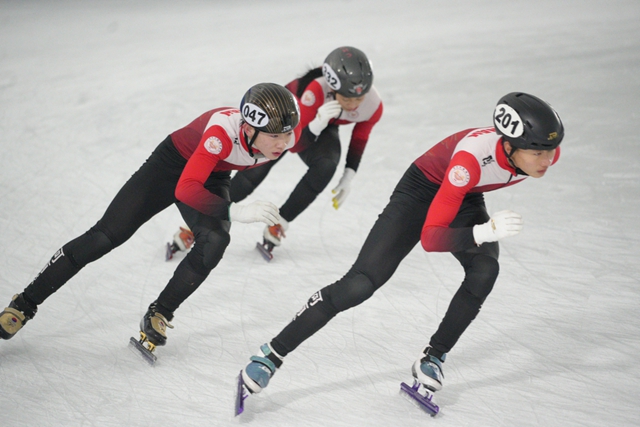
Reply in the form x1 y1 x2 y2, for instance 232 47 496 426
139 302 174 348
0 293 38 340
129 302 174 364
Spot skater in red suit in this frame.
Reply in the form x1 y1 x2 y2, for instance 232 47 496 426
0 83 300 359
238 92 564 407
169 46 383 260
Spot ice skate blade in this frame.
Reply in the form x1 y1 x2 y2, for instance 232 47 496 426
165 242 178 261
235 370 250 416
255 242 273 262
400 380 439 416
128 336 157 366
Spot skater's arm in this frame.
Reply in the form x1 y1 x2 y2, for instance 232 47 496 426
175 127 233 219
344 102 382 171
420 151 480 253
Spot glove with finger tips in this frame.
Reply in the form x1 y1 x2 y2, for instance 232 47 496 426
308 100 342 136
229 201 282 226
472 210 523 245
331 168 356 209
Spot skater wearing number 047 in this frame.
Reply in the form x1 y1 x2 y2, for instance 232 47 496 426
0 83 300 364
168 46 383 261
236 92 564 415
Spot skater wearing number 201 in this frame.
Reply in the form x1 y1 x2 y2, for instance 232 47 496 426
0 83 300 362
237 92 564 413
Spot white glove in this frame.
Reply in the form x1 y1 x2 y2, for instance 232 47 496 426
308 100 342 136
229 201 281 226
331 168 356 209
472 210 523 245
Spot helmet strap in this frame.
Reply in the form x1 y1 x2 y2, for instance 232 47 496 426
502 140 528 176
245 129 260 158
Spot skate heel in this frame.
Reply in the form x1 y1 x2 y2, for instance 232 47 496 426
129 302 174 365
235 343 284 415
0 294 37 340
411 348 445 391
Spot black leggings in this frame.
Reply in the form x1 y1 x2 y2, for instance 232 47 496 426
271 163 500 357
229 126 341 222
23 137 232 319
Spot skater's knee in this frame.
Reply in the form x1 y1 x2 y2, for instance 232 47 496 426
194 228 231 272
64 227 115 267
463 255 499 302
326 272 376 312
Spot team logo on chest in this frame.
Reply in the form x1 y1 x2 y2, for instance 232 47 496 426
448 165 470 187
301 90 316 107
204 136 223 155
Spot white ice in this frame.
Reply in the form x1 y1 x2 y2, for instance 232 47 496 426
1 1 639 426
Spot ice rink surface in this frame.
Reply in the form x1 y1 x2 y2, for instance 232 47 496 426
1 1 639 426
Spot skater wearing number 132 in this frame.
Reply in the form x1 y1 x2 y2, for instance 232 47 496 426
0 83 300 363
236 92 564 415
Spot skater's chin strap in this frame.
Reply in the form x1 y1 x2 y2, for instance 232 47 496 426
246 129 259 158
502 141 528 176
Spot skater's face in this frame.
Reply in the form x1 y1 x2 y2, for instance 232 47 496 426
505 141 556 178
245 124 293 160
335 93 365 111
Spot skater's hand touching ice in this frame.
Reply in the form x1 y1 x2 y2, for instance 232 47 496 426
332 168 356 209
229 201 282 226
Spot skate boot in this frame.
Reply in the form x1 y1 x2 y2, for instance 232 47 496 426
411 347 446 391
138 302 174 350
166 226 195 261
400 347 445 415
0 294 38 340
236 343 285 415
256 219 289 261
241 343 284 394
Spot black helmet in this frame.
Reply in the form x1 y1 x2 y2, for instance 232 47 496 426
240 83 300 133
493 92 564 150
322 46 373 98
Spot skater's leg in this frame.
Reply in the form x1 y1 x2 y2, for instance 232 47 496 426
155 216 231 316
141 174 231 346
243 167 433 391
3 137 184 339
427 199 499 355
278 126 340 222
413 196 499 390
242 166 434 392
23 138 182 306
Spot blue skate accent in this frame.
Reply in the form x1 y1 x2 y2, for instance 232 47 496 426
246 355 276 389
419 354 444 386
